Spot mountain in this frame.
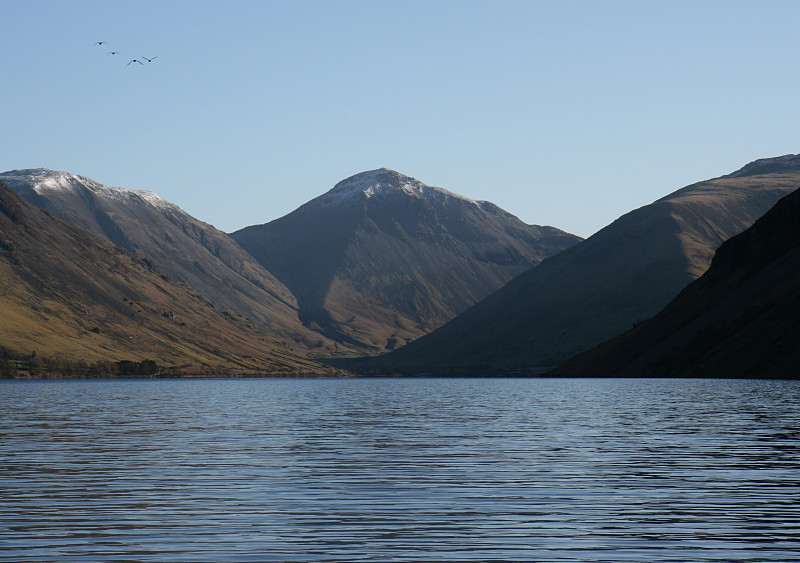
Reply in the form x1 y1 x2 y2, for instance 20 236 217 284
550 187 800 378
345 155 800 374
0 169 333 354
0 180 333 375
232 169 582 354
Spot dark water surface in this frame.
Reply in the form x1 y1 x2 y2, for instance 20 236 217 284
1 377 799 562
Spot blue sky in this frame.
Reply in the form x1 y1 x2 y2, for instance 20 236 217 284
3 0 799 238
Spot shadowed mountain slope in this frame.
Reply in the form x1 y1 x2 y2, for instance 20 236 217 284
0 180 333 375
550 187 800 378
344 155 800 373
232 169 581 354
0 169 332 354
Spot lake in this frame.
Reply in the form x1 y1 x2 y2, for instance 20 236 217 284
1 377 799 562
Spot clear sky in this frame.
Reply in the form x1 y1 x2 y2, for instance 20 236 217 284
3 0 799 238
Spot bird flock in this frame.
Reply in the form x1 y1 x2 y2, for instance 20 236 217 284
94 41 156 68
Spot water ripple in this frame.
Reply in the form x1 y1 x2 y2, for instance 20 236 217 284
1 377 800 561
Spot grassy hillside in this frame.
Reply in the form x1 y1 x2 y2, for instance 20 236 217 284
1 169 337 356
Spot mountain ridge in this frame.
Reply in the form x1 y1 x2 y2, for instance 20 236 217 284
0 168 337 355
722 153 800 179
549 186 800 378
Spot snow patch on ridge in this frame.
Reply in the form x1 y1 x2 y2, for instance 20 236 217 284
0 169 177 211
133 190 174 209
725 154 800 178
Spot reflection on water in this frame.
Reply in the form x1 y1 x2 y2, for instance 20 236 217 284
1 377 799 562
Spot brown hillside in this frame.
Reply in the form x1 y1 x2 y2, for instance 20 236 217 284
0 180 333 376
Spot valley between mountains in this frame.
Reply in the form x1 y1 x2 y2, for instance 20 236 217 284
1 155 799 378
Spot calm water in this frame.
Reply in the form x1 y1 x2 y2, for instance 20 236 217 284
1 377 799 562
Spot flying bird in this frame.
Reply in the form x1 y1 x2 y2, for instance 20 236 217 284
126 59 143 66
141 56 157 62
108 51 118 55
94 41 106 46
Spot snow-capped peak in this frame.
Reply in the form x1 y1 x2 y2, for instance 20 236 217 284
0 168 176 211
312 168 480 208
